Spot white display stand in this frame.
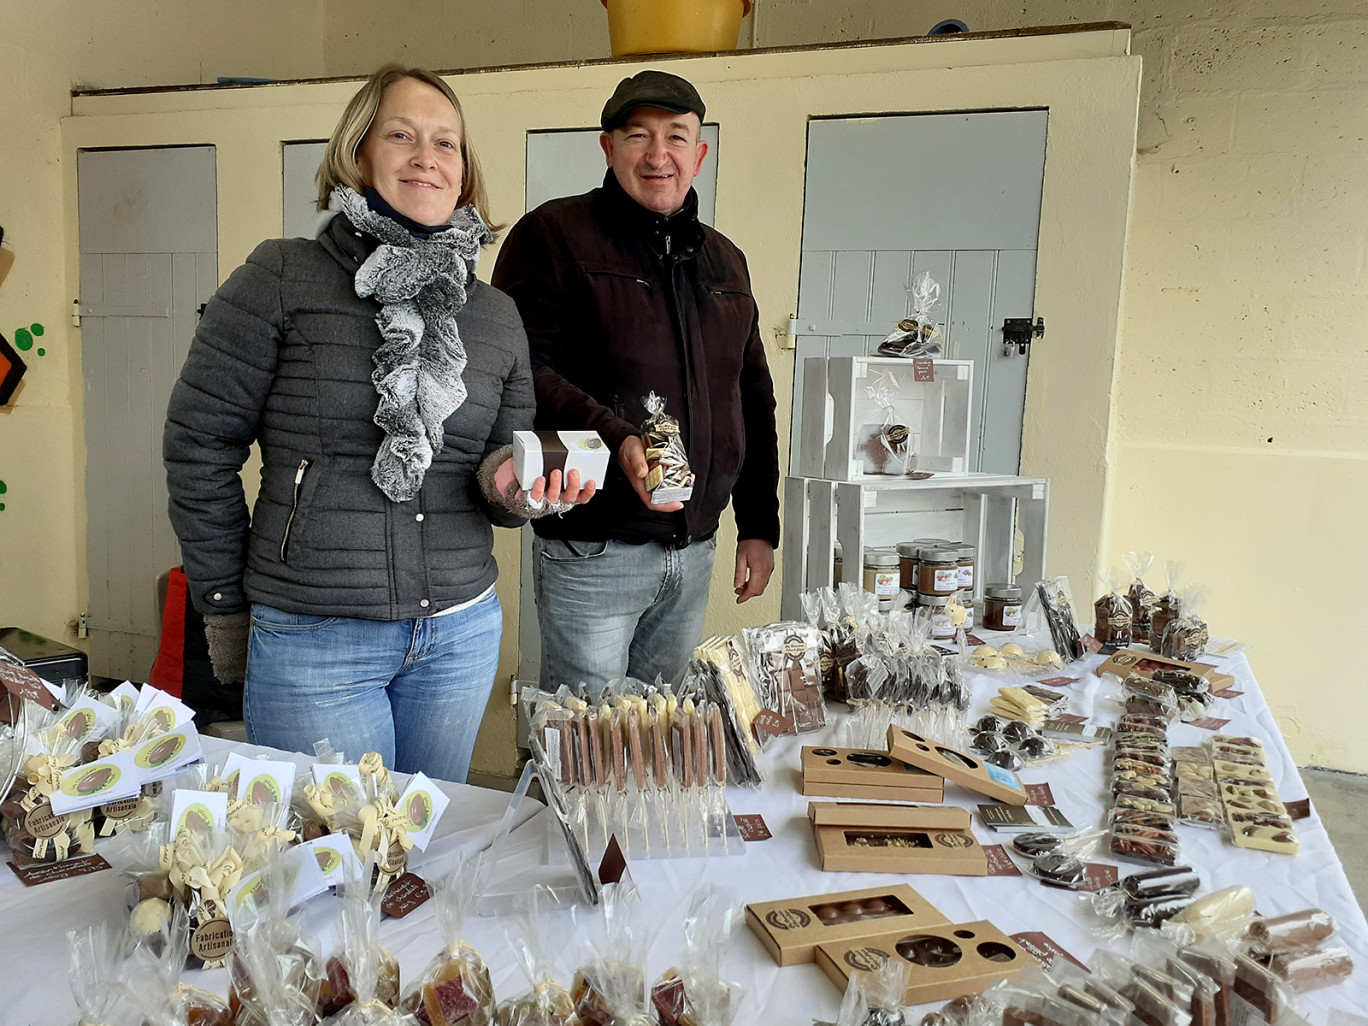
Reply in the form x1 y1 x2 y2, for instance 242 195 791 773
780 473 1049 621
799 356 974 480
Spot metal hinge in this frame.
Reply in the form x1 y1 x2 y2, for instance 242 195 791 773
1001 316 1044 356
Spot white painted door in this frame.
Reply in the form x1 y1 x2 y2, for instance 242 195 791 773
78 146 218 679
282 141 328 238
516 126 720 683
794 111 1048 475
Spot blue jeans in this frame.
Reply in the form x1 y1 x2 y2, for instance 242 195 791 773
243 592 501 783
533 536 717 693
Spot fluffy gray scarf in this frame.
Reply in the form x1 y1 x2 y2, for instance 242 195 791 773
331 185 493 502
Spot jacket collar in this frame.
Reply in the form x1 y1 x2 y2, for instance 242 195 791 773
318 211 379 270
600 170 704 259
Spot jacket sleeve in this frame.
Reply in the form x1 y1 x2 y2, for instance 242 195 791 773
731 263 782 549
492 210 640 453
163 241 285 615
474 308 536 529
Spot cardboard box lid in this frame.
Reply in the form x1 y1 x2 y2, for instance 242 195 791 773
802 746 942 786
808 800 971 831
886 727 1028 806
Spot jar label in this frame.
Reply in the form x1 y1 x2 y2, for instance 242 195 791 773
959 566 974 588
874 571 898 597
934 568 958 590
1003 603 1023 627
930 613 954 638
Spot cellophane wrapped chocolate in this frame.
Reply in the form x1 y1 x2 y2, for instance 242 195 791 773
1247 909 1336 957
1125 551 1158 643
320 893 406 1024
68 922 138 1026
834 955 910 1026
228 855 326 1024
498 889 576 1026
3 704 96 863
303 751 410 894
640 392 694 503
685 652 765 787
876 272 943 358
650 887 744 1026
1035 577 1087 663
123 903 233 1026
741 622 826 742
1161 586 1209 663
1094 567 1134 646
1149 561 1185 654
399 854 495 1026
570 883 653 1026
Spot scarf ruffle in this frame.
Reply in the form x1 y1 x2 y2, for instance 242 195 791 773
331 185 493 502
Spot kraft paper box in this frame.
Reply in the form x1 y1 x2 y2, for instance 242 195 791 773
746 883 948 967
801 745 945 803
513 429 610 491
1096 649 1237 693
815 919 1028 1005
809 801 987 876
886 726 1028 806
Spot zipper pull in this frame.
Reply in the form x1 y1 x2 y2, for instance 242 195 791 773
665 234 672 256
294 459 308 484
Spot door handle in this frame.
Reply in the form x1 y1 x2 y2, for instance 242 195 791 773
1001 316 1044 356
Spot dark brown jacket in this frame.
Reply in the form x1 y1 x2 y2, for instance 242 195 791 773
492 173 780 548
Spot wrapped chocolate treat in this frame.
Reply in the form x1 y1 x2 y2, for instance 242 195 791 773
1266 946 1353 993
1125 551 1158 643
1093 568 1134 646
741 622 826 740
303 751 412 894
640 392 694 503
862 370 915 475
498 890 576 1026
399 854 495 1026
570 883 654 1026
1161 587 1209 663
4 704 96 863
228 856 326 1022
876 272 943 359
650 887 744 1026
320 894 406 1024
1148 561 1184 655
68 922 137 1026
1247 909 1336 956
123 904 233 1026
1035 577 1087 663
832 955 910 1026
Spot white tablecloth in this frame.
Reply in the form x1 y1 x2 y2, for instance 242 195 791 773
3 645 1367 1025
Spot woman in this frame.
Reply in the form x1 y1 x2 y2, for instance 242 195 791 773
163 65 592 782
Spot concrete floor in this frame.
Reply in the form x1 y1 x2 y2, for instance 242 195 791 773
1303 767 1368 911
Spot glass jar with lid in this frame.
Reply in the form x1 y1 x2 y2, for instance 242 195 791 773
955 543 976 593
916 546 961 596
862 548 900 612
917 593 956 639
983 583 1024 631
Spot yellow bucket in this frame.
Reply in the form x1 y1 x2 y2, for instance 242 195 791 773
601 0 751 56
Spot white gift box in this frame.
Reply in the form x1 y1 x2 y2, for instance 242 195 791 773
512 429 611 491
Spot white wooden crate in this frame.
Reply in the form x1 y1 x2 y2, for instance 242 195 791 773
780 473 1049 621
799 356 974 481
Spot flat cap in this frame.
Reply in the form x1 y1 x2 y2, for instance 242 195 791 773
600 70 705 132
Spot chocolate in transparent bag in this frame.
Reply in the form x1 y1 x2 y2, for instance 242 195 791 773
1125 551 1158 641
651 886 744 1026
1094 567 1134 646
320 893 405 1024
497 888 575 1026
1247 909 1335 956
399 854 495 1026
570 882 654 1025
68 922 138 1026
1161 586 1209 662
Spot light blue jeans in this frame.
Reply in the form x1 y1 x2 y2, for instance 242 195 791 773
243 591 501 783
533 536 717 693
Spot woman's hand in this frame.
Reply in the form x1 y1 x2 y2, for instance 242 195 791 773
492 459 597 508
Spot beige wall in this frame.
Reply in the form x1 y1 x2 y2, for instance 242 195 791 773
4 1 1362 775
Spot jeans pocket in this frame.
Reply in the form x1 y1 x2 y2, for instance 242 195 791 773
250 602 339 633
538 538 611 563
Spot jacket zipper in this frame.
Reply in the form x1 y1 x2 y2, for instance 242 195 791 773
280 458 310 562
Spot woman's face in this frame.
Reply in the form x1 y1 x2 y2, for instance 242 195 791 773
356 77 465 226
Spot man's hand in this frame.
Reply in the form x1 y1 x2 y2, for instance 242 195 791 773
618 435 684 512
734 538 775 603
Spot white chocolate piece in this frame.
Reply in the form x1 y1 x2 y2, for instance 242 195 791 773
972 645 999 659
981 655 1008 670
1034 649 1063 669
1000 643 1026 658
130 897 171 938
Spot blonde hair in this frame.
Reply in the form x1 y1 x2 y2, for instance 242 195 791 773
315 63 501 235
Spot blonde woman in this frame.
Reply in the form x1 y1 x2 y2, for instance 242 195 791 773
164 65 593 782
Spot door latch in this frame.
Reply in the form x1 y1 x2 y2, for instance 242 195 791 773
1001 316 1044 356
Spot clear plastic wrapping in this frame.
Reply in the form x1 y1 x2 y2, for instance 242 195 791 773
398 855 494 1026
742 622 826 737
1126 551 1158 643
320 892 405 1024
640 392 695 503
1149 562 1184 655
1246 910 1336 956
876 272 944 359
497 889 576 1026
67 922 137 1026
1093 567 1134 646
1035 577 1086 663
650 887 744 1026
1161 587 1209 663
570 883 653 1025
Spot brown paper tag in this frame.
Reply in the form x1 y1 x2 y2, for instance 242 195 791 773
1037 676 1079 688
0 660 57 709
100 797 141 821
912 358 935 382
1080 863 1119 892
189 917 234 962
6 853 111 886
908 471 934 480
1212 688 1244 699
1051 713 1088 724
983 844 1023 876
751 710 789 744
963 633 987 647
1082 634 1103 654
1011 931 1089 972
734 813 771 841
377 838 407 875
1024 782 1055 806
24 802 65 839
1189 717 1232 731
1283 797 1312 821
381 872 431 918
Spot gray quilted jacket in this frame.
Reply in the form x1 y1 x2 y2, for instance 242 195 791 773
163 213 533 620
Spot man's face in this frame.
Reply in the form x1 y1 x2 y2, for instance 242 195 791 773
600 107 708 217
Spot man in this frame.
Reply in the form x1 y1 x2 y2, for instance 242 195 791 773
493 69 780 691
